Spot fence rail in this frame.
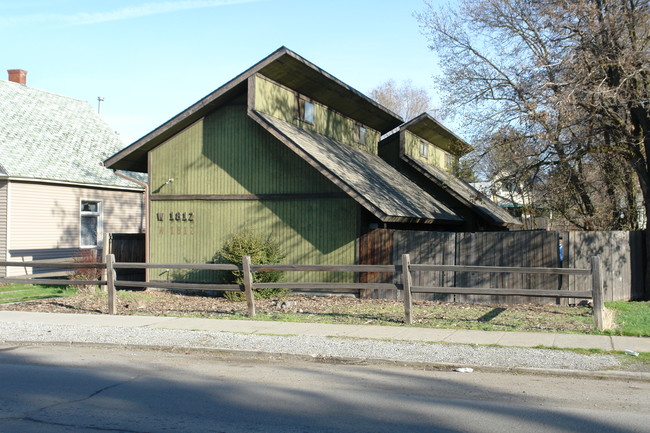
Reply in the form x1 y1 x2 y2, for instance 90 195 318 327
360 229 643 302
0 254 606 329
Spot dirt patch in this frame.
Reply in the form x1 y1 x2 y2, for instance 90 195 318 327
0 289 598 333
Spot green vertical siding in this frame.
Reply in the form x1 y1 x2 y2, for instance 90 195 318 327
253 76 295 123
150 199 357 282
404 130 457 172
151 104 340 195
149 102 357 283
254 75 380 154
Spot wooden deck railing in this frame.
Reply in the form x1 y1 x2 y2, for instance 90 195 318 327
0 254 606 329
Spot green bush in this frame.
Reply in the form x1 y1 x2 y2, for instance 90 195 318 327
216 230 288 301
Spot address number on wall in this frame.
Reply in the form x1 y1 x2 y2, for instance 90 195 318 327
157 212 194 222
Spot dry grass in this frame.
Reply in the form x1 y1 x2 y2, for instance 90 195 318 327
0 289 598 334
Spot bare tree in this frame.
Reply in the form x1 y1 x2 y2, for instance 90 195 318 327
369 79 435 121
417 0 650 295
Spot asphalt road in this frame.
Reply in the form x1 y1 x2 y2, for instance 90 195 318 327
0 344 648 433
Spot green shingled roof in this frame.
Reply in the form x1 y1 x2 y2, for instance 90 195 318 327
0 79 143 189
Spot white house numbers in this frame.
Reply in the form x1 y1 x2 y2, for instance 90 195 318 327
156 211 195 235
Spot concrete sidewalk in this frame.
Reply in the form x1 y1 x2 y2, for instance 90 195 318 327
1 310 648 353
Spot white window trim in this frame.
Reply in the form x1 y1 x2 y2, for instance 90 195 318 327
80 200 103 248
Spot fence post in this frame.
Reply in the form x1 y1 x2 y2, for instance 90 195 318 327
402 254 413 324
102 232 110 290
242 255 256 317
106 254 117 315
591 256 605 331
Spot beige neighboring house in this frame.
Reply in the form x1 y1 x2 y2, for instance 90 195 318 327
0 70 145 277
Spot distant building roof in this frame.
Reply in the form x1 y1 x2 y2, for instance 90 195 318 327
251 111 461 224
0 79 143 189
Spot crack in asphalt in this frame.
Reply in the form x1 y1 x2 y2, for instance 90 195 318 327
19 416 151 433
1 374 147 432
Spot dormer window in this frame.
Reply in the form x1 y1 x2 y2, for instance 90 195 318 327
419 140 429 158
356 124 367 145
299 99 314 124
446 154 454 169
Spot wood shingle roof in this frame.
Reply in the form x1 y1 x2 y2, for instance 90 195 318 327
251 110 461 224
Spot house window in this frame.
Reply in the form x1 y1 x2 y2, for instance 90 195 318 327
80 200 102 248
356 124 367 145
419 140 429 158
300 99 314 124
446 154 454 169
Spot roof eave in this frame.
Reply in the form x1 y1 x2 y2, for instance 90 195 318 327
104 47 404 172
1 175 145 191
248 109 461 225
401 113 473 157
402 155 522 227
247 109 390 222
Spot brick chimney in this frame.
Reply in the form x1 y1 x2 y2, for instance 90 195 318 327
7 69 28 85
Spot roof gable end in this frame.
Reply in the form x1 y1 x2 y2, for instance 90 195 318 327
105 47 403 172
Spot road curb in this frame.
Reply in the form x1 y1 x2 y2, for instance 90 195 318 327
4 339 650 383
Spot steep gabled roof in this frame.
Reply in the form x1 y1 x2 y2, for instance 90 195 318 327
0 79 142 189
250 110 461 224
105 47 403 172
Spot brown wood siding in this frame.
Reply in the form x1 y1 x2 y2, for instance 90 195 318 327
358 229 393 297
0 180 7 277
359 229 641 303
566 231 645 301
6 181 144 276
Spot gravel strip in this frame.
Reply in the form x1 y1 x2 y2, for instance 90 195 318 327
0 321 621 371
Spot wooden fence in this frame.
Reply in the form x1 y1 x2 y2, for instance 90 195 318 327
104 233 146 285
359 229 644 302
0 254 607 330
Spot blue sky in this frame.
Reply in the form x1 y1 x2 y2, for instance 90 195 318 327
1 0 446 144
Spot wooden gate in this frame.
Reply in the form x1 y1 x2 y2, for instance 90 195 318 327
105 233 145 286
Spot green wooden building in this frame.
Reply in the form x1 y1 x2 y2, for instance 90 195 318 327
105 48 509 282
379 113 521 231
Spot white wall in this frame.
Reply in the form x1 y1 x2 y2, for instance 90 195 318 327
6 181 144 276
0 180 7 278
